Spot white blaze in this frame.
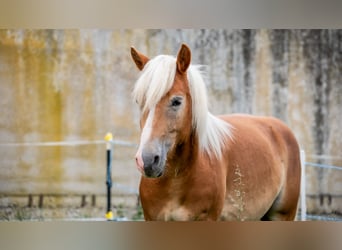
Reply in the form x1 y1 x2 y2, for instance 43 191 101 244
135 107 155 173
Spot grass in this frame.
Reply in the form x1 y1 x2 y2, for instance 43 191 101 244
0 203 144 221
132 204 144 221
0 205 42 221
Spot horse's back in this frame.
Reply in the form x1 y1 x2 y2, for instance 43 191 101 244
219 114 301 220
222 114 300 160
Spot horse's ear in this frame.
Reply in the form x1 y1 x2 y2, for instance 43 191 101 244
176 44 191 73
131 47 149 71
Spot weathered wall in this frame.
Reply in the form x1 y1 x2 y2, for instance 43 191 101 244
0 29 341 213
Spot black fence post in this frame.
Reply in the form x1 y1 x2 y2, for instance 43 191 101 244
105 133 113 220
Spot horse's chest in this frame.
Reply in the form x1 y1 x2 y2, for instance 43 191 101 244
152 189 217 221
158 201 191 221
141 173 223 220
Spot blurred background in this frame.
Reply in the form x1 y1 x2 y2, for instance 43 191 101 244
0 29 341 220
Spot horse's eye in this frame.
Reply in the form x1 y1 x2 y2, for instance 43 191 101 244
170 97 182 107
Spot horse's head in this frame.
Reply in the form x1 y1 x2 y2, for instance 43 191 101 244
131 44 193 178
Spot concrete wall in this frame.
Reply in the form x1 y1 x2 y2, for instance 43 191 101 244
0 29 341 214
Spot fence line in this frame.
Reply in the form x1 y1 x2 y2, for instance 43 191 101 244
305 162 342 171
0 192 138 209
0 139 137 147
300 150 342 221
0 140 341 221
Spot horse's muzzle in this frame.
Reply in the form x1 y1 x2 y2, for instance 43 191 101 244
141 149 164 178
135 140 167 178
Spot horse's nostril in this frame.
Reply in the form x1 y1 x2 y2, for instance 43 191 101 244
153 155 160 165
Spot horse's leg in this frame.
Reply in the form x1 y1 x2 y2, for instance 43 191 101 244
260 192 299 221
261 162 301 221
261 188 299 221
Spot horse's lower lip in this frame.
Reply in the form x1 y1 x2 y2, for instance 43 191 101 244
143 171 163 178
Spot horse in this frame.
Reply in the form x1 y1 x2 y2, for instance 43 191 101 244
130 43 301 221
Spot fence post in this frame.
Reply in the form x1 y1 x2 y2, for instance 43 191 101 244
300 150 306 221
105 132 113 220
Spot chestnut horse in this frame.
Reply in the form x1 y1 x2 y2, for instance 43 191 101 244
131 44 301 221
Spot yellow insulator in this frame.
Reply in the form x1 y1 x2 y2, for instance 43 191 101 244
105 211 113 220
104 132 113 142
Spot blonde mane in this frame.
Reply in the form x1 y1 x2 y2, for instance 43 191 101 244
133 55 233 159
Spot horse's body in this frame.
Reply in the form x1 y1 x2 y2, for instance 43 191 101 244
131 44 301 221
